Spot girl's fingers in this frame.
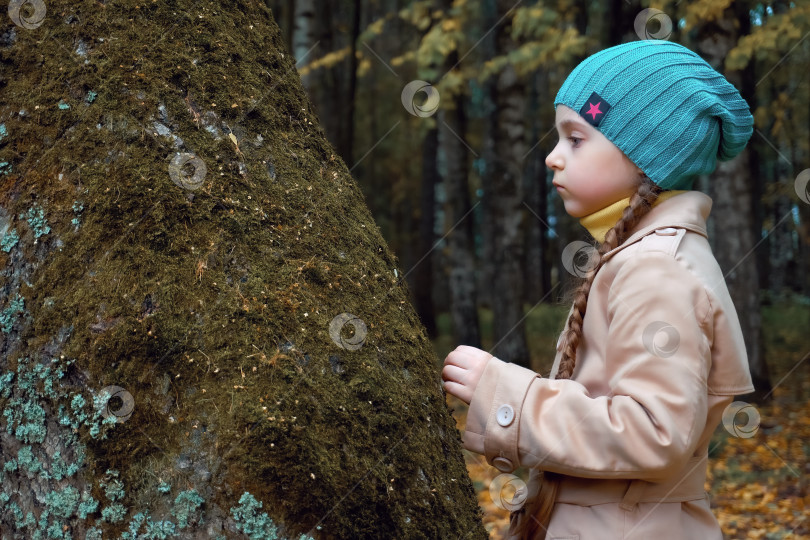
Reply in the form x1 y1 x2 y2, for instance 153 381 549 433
446 346 492 367
442 381 470 404
443 352 464 368
442 364 468 383
444 350 475 370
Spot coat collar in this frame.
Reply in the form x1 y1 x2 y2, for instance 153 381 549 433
579 190 689 242
602 190 712 259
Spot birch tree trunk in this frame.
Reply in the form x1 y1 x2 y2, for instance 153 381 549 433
293 0 317 89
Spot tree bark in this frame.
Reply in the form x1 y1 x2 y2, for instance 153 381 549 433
524 68 552 305
0 2 487 538
293 0 317 89
414 127 438 338
692 5 772 399
478 0 530 366
342 0 361 165
438 88 482 349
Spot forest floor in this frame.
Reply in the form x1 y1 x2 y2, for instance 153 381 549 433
434 295 810 539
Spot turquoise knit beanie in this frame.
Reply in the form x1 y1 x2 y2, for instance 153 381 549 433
554 40 754 191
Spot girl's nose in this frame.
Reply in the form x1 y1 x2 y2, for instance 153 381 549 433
545 146 562 171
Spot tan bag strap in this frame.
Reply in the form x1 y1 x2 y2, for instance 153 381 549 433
619 479 647 511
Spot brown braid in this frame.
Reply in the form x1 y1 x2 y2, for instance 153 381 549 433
555 174 663 379
511 174 664 540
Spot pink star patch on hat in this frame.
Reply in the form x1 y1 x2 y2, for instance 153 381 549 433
579 91 611 128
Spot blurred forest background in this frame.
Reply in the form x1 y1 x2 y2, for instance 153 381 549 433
265 0 810 537
263 0 810 386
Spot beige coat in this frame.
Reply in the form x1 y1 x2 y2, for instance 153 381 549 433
462 191 754 539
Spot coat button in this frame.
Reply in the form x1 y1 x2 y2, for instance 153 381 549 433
496 404 515 427
492 456 514 472
654 227 678 235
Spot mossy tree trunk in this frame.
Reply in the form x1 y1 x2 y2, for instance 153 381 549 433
0 1 487 538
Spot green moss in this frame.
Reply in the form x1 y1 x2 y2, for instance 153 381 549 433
230 492 279 540
100 502 126 524
0 355 123 537
1 228 19 252
227 491 318 540
122 511 146 538
103 478 124 501
77 491 99 519
119 510 180 540
18 203 50 239
172 489 204 528
7 502 23 527
70 394 87 425
50 449 81 480
18 510 36 530
0 293 24 333
44 485 80 519
71 201 84 227
0 371 13 397
10 400 46 443
143 518 176 539
16 445 42 474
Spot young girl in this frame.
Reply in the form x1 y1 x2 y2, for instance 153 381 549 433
442 40 756 539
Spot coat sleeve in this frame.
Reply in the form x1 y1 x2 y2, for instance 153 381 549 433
462 252 713 482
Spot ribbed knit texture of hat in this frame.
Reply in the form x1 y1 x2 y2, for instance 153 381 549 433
554 40 754 191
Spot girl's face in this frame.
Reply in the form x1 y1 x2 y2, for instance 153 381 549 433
545 104 642 218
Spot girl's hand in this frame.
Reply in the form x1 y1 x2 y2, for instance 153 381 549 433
441 345 493 405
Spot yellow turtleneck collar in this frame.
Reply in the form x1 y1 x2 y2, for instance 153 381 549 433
579 190 689 243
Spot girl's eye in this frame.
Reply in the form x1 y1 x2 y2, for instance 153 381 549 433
568 136 582 147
